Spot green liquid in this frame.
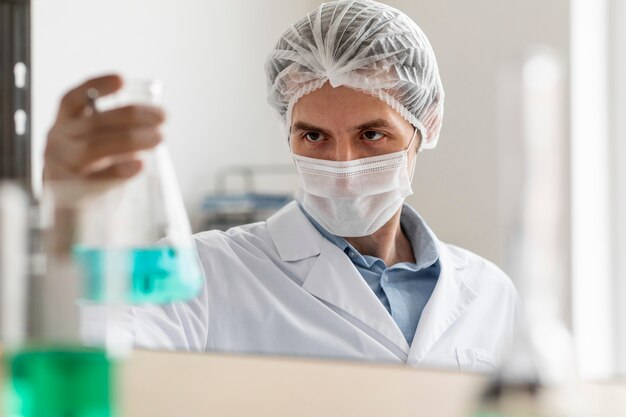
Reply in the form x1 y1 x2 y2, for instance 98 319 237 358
6 347 114 417
73 246 202 304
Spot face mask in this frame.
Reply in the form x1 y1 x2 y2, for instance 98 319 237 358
291 128 418 237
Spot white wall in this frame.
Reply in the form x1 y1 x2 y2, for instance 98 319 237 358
612 0 626 378
34 0 570 271
32 0 309 226
607 0 626 378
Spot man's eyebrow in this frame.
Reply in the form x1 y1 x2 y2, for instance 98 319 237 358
291 119 394 133
291 121 330 135
354 119 393 131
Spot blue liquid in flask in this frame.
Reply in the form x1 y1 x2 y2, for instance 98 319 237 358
73 246 202 304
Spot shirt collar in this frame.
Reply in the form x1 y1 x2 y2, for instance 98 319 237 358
298 202 439 270
399 204 439 270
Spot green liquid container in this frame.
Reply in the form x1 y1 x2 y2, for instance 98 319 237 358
73 246 203 304
6 347 114 417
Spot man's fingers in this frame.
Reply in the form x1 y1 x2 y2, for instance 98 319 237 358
83 105 165 133
87 159 143 180
55 105 166 138
83 127 162 166
47 126 161 176
57 74 123 120
95 105 166 129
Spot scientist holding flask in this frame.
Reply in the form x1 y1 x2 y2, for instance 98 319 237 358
44 0 519 372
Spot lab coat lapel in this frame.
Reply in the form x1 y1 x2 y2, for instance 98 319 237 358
302 238 410 355
267 202 410 355
266 202 323 262
407 242 477 365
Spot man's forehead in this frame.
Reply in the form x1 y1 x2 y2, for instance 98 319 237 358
291 84 408 130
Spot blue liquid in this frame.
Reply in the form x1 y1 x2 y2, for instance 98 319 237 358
73 246 202 304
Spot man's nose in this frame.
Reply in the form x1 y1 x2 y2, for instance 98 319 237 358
332 140 356 161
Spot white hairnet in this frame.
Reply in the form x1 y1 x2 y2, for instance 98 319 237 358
265 0 445 149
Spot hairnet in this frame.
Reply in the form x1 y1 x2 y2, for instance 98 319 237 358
265 0 445 149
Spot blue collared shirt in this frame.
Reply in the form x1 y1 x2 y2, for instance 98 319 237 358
300 204 441 345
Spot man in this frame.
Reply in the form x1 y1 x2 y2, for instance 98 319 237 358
45 0 519 372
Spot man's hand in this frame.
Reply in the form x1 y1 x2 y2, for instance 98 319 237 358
44 74 166 180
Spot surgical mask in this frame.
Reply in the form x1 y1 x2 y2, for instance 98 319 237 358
291 128 418 237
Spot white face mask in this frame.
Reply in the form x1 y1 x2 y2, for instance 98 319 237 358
291 128 418 237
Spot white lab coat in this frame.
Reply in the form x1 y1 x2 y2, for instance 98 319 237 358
82 201 520 373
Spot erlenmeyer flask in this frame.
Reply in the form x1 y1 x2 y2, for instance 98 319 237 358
69 79 203 304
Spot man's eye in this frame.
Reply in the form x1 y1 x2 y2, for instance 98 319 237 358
304 132 324 142
362 131 384 141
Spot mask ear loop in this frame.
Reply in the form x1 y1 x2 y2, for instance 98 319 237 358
416 127 425 153
406 127 418 152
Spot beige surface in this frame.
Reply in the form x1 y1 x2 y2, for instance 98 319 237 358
1 348 625 416
121 350 487 417
121 350 626 417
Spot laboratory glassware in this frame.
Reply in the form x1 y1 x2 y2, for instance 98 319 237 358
470 49 594 417
69 79 203 304
1 181 117 417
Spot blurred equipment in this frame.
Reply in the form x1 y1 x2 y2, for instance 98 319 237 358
0 182 29 350
0 0 31 189
198 165 295 232
472 49 590 417
1 181 118 417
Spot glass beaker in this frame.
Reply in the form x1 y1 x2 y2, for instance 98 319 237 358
68 79 203 304
1 182 117 417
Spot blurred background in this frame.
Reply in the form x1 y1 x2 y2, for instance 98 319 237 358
30 0 625 379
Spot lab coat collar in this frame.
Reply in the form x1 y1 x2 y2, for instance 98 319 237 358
302 237 412 357
407 241 477 365
268 202 410 355
267 201 323 261
267 201 478 363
